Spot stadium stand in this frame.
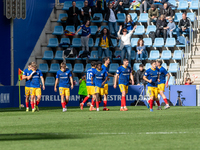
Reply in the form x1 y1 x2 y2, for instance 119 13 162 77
49 63 60 73
45 77 55 86
39 63 49 73
42 50 53 60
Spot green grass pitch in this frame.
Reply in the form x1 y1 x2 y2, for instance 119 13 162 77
0 106 200 150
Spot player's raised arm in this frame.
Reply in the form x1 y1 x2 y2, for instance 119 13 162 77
27 71 36 80
70 76 74 89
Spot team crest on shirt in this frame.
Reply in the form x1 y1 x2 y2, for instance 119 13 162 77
37 73 39 75
101 73 103 76
66 73 68 75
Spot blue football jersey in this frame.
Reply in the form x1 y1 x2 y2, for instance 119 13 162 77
23 68 31 87
144 68 159 87
102 64 109 84
94 69 108 88
81 25 91 36
86 67 96 86
56 69 72 88
116 65 131 86
30 69 43 88
157 66 168 84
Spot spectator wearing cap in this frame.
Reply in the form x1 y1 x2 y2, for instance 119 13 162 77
81 0 92 23
166 17 176 38
147 5 159 25
136 39 147 62
136 64 146 85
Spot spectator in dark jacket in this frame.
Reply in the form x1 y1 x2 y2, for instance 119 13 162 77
160 3 173 21
104 0 118 37
147 5 159 25
81 0 92 22
136 64 146 85
140 0 153 13
156 15 168 42
116 0 129 14
67 1 80 29
95 27 118 60
176 12 191 38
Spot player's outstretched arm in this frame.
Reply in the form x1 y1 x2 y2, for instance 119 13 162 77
22 75 27 80
54 78 58 92
70 76 74 89
130 73 134 85
114 74 119 88
40 76 45 90
143 76 152 83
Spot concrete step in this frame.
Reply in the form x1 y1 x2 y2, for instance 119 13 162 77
191 55 200 59
184 72 200 77
187 68 200 72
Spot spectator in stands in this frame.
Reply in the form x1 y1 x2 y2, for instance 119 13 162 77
104 0 118 37
75 20 91 51
136 39 146 62
118 25 137 64
166 17 176 38
115 0 130 14
78 73 88 104
153 0 176 9
176 12 191 38
140 0 153 13
124 14 135 33
184 76 197 85
156 15 168 42
136 64 146 85
67 1 80 30
160 3 173 21
81 0 92 23
95 27 119 60
93 0 104 17
147 5 159 25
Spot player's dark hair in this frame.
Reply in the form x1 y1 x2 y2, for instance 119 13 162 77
123 58 128 62
156 59 162 65
103 57 110 63
60 62 66 68
28 62 32 66
97 61 102 65
91 61 96 67
183 12 187 16
139 64 144 67
150 60 156 65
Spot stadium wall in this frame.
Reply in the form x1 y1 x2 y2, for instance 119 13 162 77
13 0 55 85
0 0 11 85
0 85 197 108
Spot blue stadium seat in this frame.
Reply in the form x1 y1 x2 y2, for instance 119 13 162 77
160 50 171 60
92 13 103 23
145 63 151 70
117 13 126 22
134 25 145 35
73 63 84 73
162 63 167 70
49 63 60 73
71 38 81 47
89 51 98 60
88 38 94 47
52 26 63 35
153 38 164 47
143 38 152 47
54 50 63 60
148 50 160 60
172 50 182 60
60 38 70 47
94 38 100 47
62 1 72 10
165 38 176 47
39 63 48 73
138 13 148 23
133 63 140 71
85 63 91 72
168 0 177 10
168 63 179 73
103 50 112 58
129 13 138 22
168 76 175 85
111 39 117 47
146 25 156 35
107 77 114 86
66 63 72 71
45 77 55 86
131 38 139 47
187 13 195 22
57 13 68 23
177 1 188 10
76 1 84 9
189 1 199 10
174 13 182 22
109 63 119 73
65 26 75 33
113 50 121 60
100 25 109 31
90 26 98 35
42 50 53 60
73 77 79 86
47 38 58 47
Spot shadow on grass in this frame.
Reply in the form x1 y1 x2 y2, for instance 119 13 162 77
0 133 89 141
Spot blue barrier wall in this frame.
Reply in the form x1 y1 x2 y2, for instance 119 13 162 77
0 85 196 108
13 0 55 85
0 0 11 85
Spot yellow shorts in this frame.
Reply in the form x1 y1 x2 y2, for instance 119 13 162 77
119 84 128 94
25 87 31 96
158 84 165 93
30 88 41 96
104 84 108 95
87 86 95 95
59 87 70 96
95 86 104 95
148 87 158 98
